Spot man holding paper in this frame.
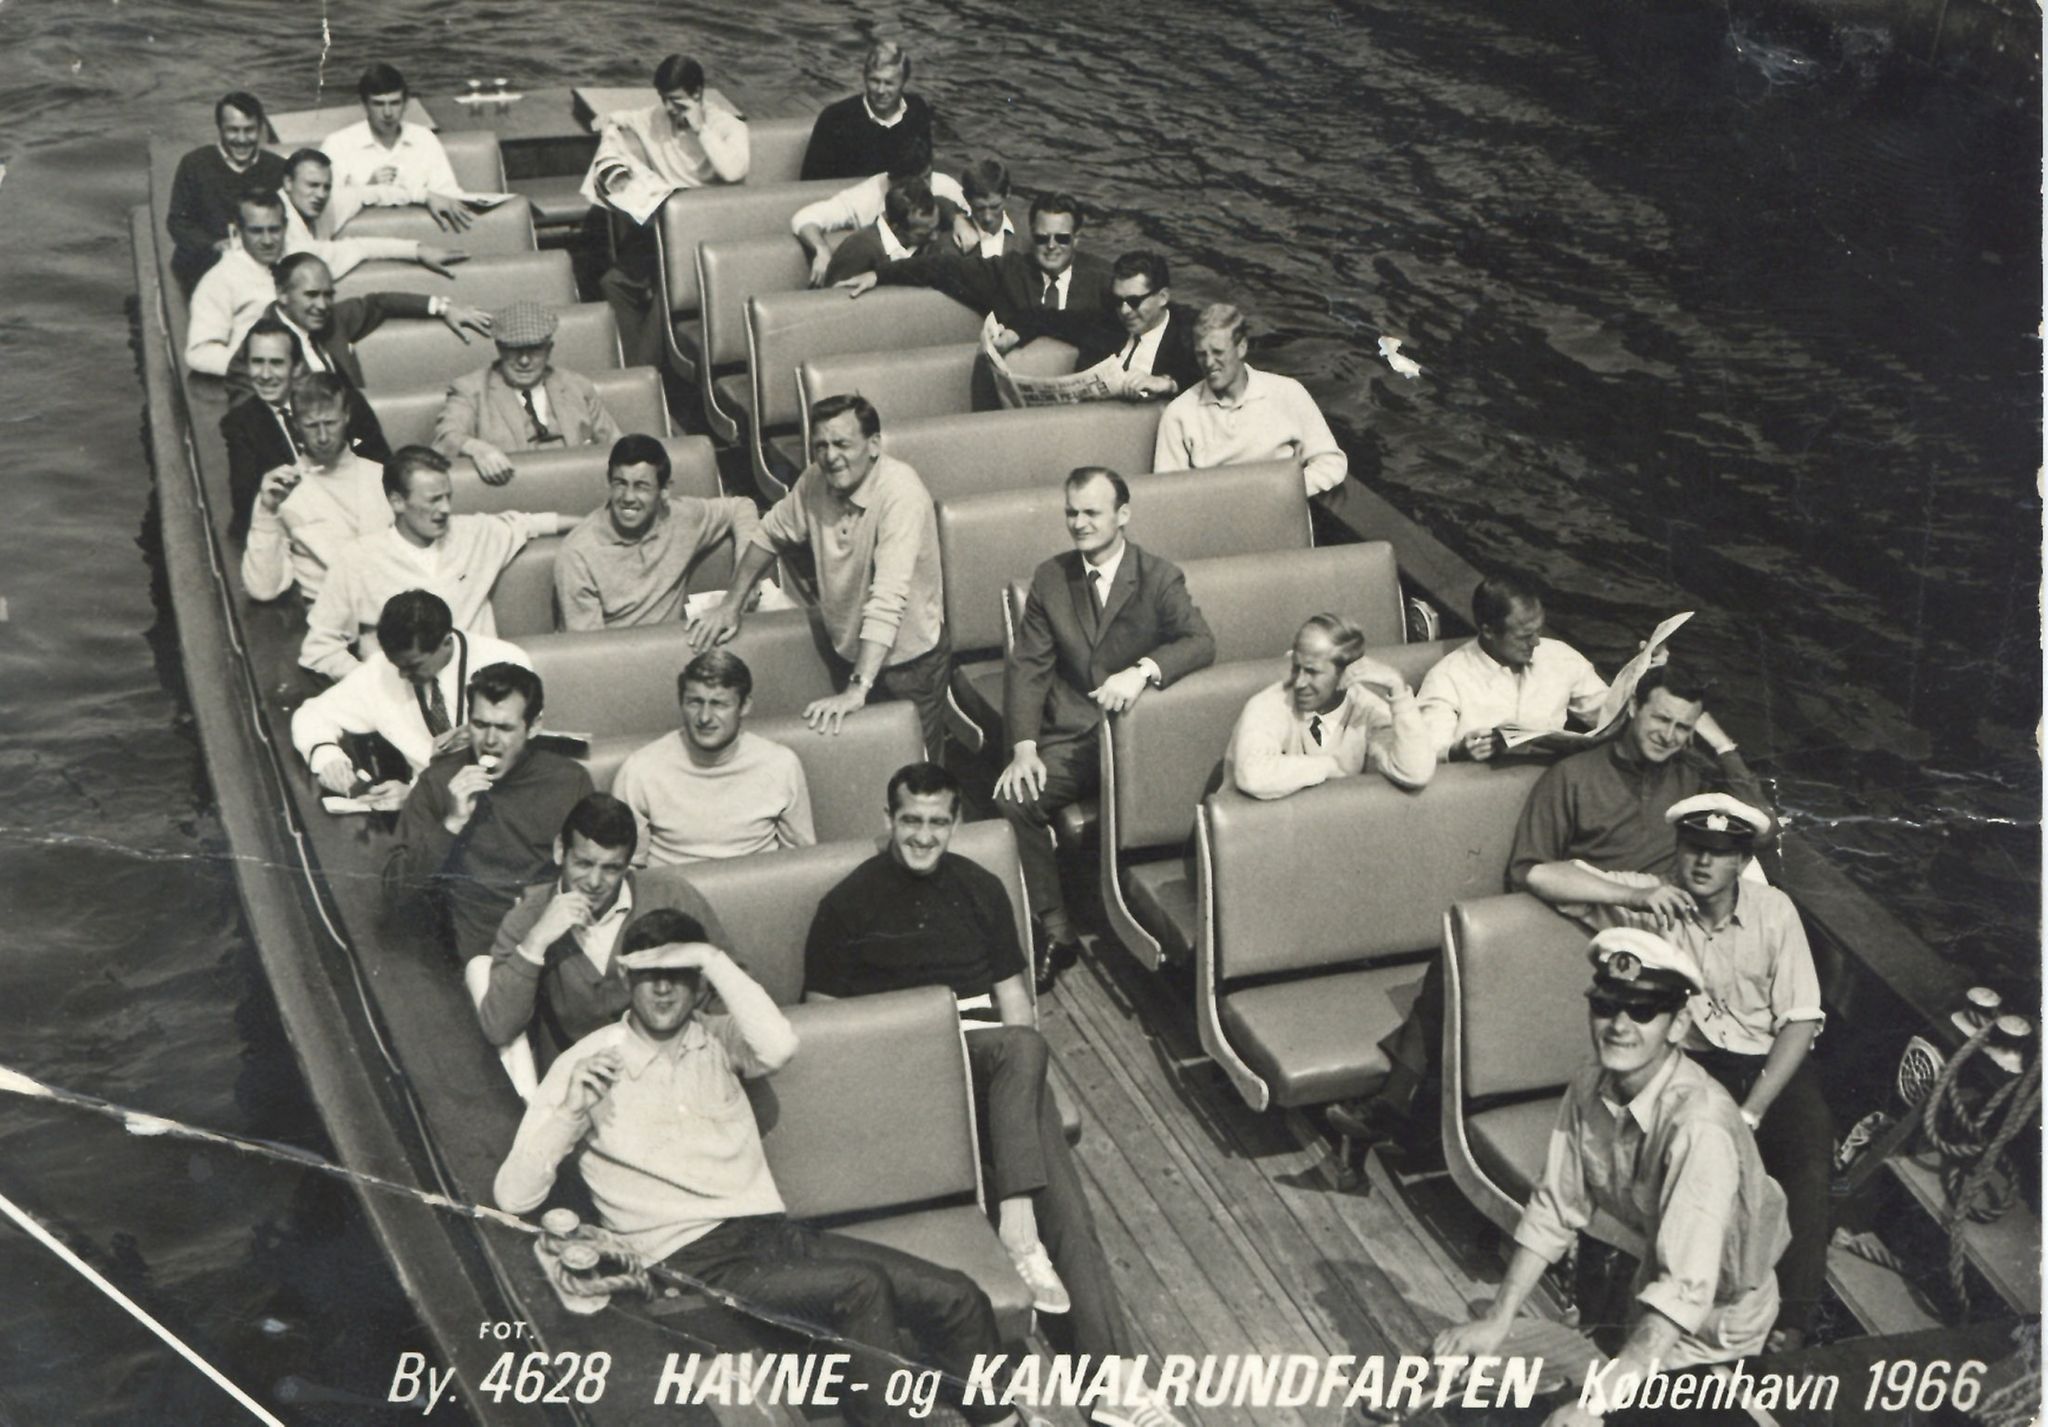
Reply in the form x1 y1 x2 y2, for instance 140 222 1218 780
1416 572 1611 760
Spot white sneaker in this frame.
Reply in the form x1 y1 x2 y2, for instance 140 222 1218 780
1006 1241 1071 1315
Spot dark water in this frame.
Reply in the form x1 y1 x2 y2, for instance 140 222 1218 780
0 0 2036 1421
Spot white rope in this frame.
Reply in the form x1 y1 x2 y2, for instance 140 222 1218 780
0 1187 289 1427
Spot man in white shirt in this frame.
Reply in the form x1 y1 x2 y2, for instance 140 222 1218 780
792 137 968 287
611 649 815 866
292 588 532 794
302 446 567 679
321 63 475 234
279 147 466 279
1415 572 1611 762
241 373 392 601
1227 613 1433 799
1153 303 1349 498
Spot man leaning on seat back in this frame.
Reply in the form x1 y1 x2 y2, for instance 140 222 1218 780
1226 613 1433 799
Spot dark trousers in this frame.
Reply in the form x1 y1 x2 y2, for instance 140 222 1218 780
1688 1047 1833 1334
994 729 1098 923
966 1027 1131 1360
1378 953 1446 1086
873 636 953 763
598 221 667 371
669 1214 1010 1426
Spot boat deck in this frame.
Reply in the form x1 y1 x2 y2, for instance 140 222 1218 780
1039 929 1516 1427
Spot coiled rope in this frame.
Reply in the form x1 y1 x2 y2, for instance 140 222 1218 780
1915 1024 2042 1310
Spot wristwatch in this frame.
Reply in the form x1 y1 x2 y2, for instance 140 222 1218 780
1739 1108 1761 1131
847 672 871 692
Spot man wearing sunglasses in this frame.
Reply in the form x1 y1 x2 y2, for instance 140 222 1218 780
1435 928 1790 1422
1072 251 1203 401
842 192 1114 351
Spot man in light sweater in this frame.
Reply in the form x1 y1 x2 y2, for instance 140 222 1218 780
1226 613 1433 799
240 373 391 602
301 446 568 680
612 649 815 866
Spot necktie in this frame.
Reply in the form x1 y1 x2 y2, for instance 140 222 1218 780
521 388 553 442
1041 277 1059 310
275 402 306 457
422 676 451 736
1120 339 1138 371
1309 715 1324 747
1089 568 1106 608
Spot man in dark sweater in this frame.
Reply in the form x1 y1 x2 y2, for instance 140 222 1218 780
805 763 1183 1427
384 662 592 961
470 792 731 1089
799 41 936 182
168 91 289 291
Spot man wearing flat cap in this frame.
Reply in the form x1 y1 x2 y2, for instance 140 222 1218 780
1525 792 1832 1351
495 907 1035 1427
1436 927 1791 1423
433 301 624 484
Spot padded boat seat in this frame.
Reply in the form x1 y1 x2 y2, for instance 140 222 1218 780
947 659 1004 754
338 197 536 256
802 344 984 438
524 608 839 736
447 431 715 517
764 432 807 487
1216 962 1427 1109
834 1206 1032 1343
577 702 922 845
666 181 841 315
938 459 1311 750
1124 859 1196 963
696 235 811 442
367 364 670 451
523 174 591 229
1464 1096 1563 1207
334 248 575 307
669 321 703 383
358 301 621 393
1197 762 1548 1113
755 988 1031 1343
882 401 1164 505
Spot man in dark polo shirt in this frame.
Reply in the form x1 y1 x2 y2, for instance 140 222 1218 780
804 762 1184 1427
167 91 289 291
383 662 592 961
1330 662 1770 1151
469 792 732 1091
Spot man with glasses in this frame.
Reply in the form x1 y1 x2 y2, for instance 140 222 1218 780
1073 251 1202 401
1435 928 1790 1421
841 193 1114 351
555 435 761 631
433 302 623 485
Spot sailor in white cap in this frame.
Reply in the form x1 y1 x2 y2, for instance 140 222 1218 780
1657 792 1832 1351
1434 927 1791 1419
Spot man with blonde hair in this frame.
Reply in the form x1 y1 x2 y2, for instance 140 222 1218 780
800 40 936 182
1153 303 1348 498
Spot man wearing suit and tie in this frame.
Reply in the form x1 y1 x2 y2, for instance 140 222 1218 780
256 252 491 397
1072 251 1203 402
843 193 1115 352
995 468 1215 989
433 302 623 485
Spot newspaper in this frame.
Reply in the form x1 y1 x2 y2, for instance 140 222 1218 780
1496 609 1694 751
980 314 1118 407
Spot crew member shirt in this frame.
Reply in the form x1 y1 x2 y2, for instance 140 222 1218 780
1647 885 1825 1057
789 170 969 237
1153 365 1348 497
1514 1052 1790 1367
240 450 393 601
1416 636 1610 758
1225 678 1434 799
804 851 1027 1004
290 630 532 777
610 730 815 867
493 968 798 1264
479 873 735 1074
750 455 944 666
554 495 761 630
302 512 563 679
1506 738 1765 889
321 119 464 231
384 747 594 960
